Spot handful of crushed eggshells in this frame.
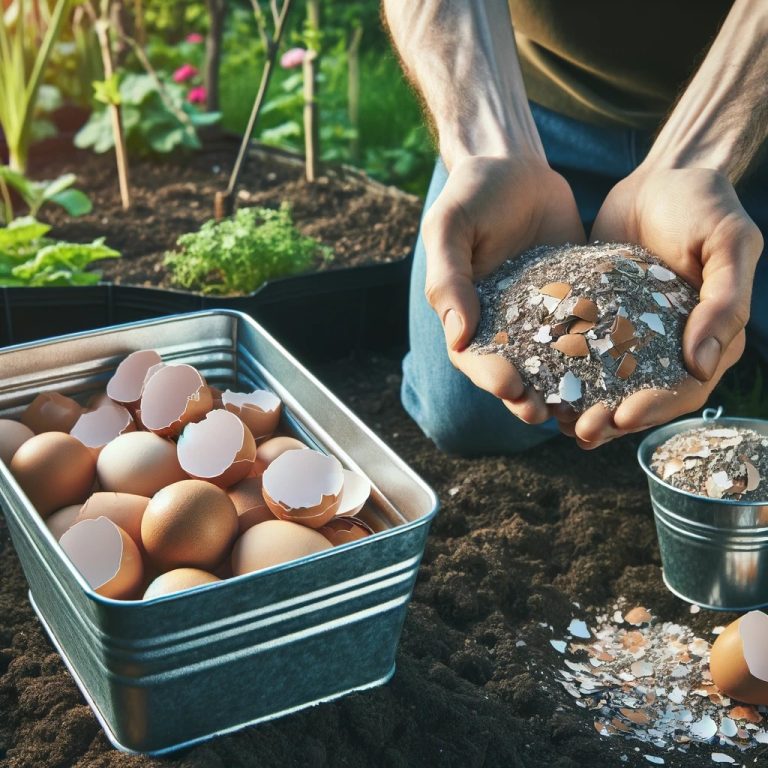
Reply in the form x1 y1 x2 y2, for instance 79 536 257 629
0 350 377 601
470 242 698 409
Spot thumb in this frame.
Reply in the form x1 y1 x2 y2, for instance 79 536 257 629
683 216 762 381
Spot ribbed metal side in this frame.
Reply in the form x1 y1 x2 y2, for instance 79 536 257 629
0 310 438 754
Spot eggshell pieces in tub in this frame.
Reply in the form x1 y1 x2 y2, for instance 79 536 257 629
143 568 221 600
177 409 256 488
710 611 768 705
70 403 136 456
106 350 164 408
262 449 344 528
336 469 371 517
21 392 83 434
318 517 374 546
232 519 332 575
60 517 144 600
0 419 34 464
222 389 282 440
140 364 213 438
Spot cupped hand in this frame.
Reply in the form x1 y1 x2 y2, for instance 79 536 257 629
422 155 586 424
561 166 763 448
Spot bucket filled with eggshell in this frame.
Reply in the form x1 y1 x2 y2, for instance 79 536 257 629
638 409 768 612
0 310 437 753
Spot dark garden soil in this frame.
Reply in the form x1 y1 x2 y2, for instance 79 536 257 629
2 141 765 767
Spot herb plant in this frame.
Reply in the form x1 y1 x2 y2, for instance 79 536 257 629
164 203 332 295
0 217 119 286
0 167 92 224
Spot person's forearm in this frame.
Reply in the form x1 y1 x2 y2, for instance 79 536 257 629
382 0 544 169
644 0 768 182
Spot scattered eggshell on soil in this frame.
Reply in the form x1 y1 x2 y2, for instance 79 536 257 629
10 432 96 517
143 568 221 600
226 476 275 534
59 517 143 600
262 449 343 528
552 334 589 358
252 435 309 475
177 409 256 488
336 469 371 518
106 350 164 407
222 389 282 440
97 431 187 497
624 606 652 625
0 419 34 465
318 517 373 546
710 611 768 705
140 364 213 437
231 519 332 575
76 492 149 550
70 403 136 455
45 504 82 540
21 392 83 434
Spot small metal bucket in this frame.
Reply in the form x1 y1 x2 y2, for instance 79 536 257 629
637 408 768 611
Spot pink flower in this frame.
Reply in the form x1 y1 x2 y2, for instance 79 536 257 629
173 64 198 83
185 32 204 44
187 86 207 105
280 47 306 69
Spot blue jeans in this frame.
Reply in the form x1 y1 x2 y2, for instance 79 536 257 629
401 103 768 456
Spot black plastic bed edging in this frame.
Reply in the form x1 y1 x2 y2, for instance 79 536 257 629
0 255 413 365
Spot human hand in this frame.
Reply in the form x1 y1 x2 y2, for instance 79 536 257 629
423 155 586 424
559 166 763 448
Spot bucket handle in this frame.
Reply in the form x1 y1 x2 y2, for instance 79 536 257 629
702 405 724 421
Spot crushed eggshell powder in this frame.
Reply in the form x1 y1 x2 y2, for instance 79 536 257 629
651 426 768 501
470 243 697 409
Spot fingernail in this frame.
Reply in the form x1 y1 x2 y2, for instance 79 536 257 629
442 309 463 350
694 337 721 380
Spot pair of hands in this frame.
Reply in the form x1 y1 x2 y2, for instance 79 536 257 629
423 156 763 448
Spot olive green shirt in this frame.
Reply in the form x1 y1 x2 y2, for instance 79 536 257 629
509 1 733 130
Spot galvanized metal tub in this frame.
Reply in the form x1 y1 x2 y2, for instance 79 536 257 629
0 310 438 755
637 410 768 611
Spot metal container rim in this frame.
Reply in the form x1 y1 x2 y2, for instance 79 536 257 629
637 414 768 507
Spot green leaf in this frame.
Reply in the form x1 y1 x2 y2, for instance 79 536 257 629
11 238 119 280
74 109 113 152
0 167 36 205
0 217 51 250
119 73 158 105
93 74 122 106
39 173 77 199
187 110 221 127
49 188 92 216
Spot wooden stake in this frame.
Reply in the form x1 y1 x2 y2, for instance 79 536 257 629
302 49 318 183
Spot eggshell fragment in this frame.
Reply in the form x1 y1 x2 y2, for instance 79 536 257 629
262 449 343 528
0 419 34 464
551 334 589 358
177 409 256 488
21 392 83 434
143 568 221 600
140 364 213 437
60 517 143 600
70 403 136 456
227 476 275 534
318 517 373 546
97 432 187 497
10 432 96 517
336 469 371 518
222 389 282 440
76 492 150 550
251 435 308 475
141 479 239 571
710 611 768 705
106 349 164 407
45 504 82 540
232 519 332 575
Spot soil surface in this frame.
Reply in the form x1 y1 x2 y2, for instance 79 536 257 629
2 351 765 768
31 138 422 291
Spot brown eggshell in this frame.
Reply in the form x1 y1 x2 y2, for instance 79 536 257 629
336 469 372 518
710 611 768 705
551 334 589 358
10 432 96 517
250 435 309 476
222 389 282 441
231 519 332 575
143 568 221 600
261 449 343 528
177 410 256 488
70 403 136 457
0 419 34 465
318 517 373 547
140 364 213 437
141 479 239 571
106 349 164 407
97 432 187 497
59 517 143 600
45 504 82 540
76 492 150 550
21 392 83 434
227 476 276 534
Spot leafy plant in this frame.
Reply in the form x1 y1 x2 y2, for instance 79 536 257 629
75 71 220 154
0 167 91 223
0 217 119 286
0 0 72 171
164 203 332 295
